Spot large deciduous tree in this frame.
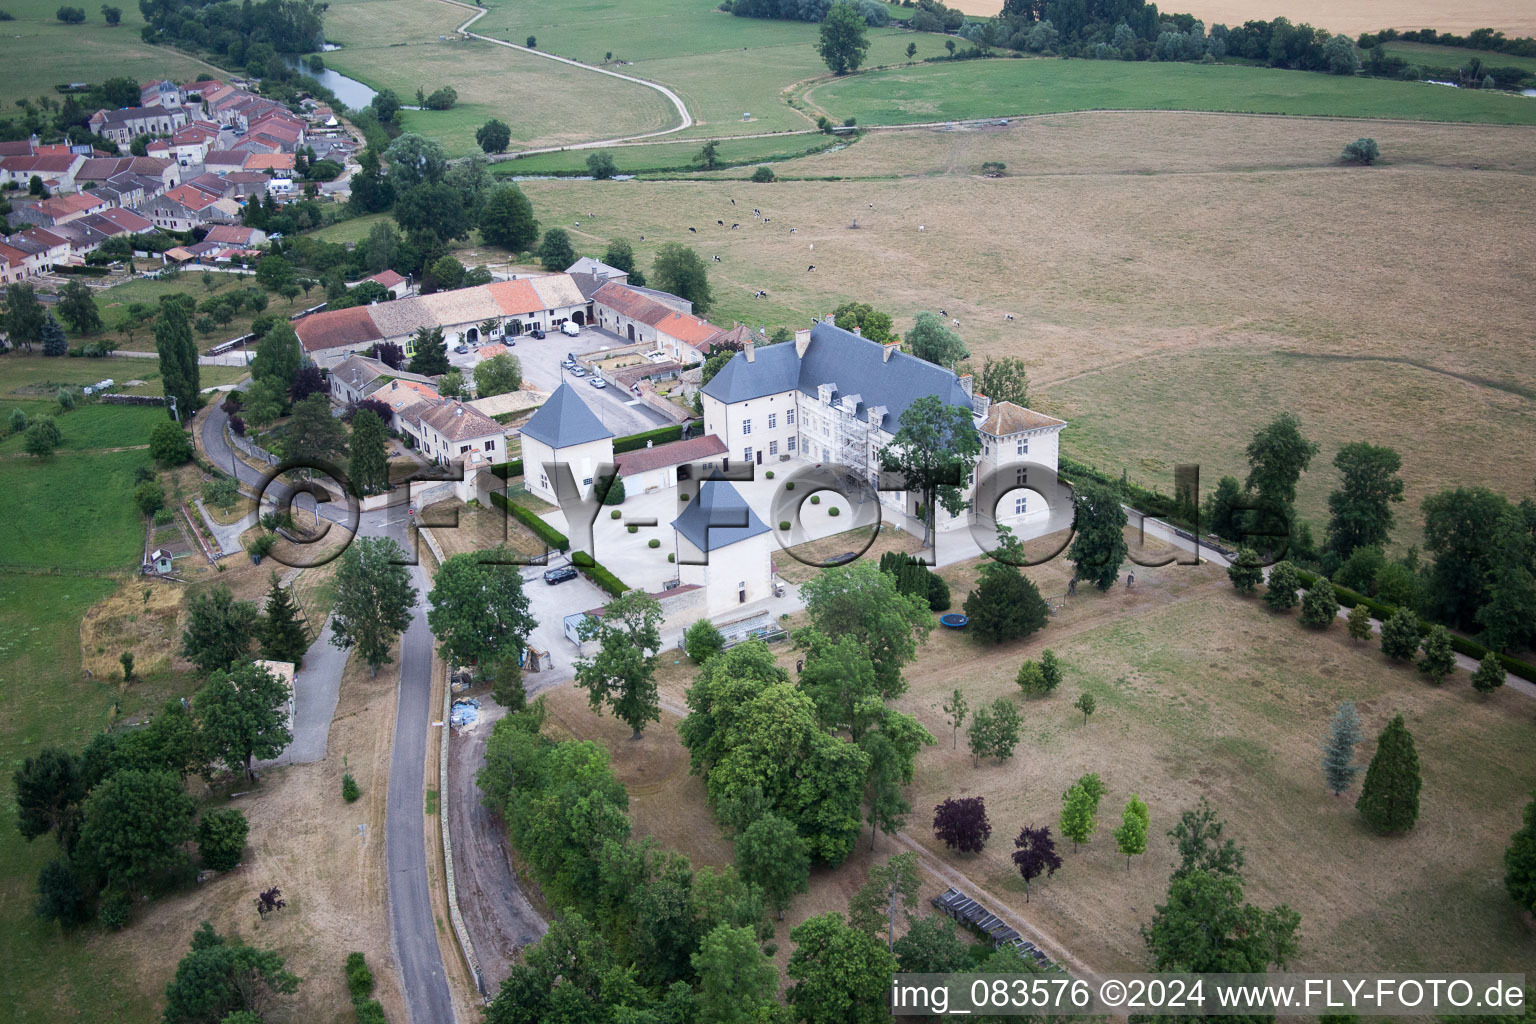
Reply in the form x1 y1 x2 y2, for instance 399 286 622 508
1067 479 1128 590
479 183 540 252
330 536 418 675
651 242 713 313
817 0 871 74
1506 792 1536 916
734 812 809 920
282 393 348 469
880 393 980 546
161 921 300 1024
575 590 664 738
786 912 897 1024
904 311 968 368
56 279 103 335
250 322 302 394
1143 868 1300 973
195 662 293 780
798 561 930 698
1169 798 1245 881
975 354 1029 407
4 283 47 352
181 585 259 675
474 353 522 398
1326 442 1404 557
933 795 991 854
691 923 781 1023
426 549 534 671
1356 713 1421 834
13 747 83 843
476 118 511 154
77 768 196 891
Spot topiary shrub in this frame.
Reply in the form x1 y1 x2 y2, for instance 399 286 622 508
667 553 675 562
679 492 690 501
627 524 638 534
601 474 625 505
765 470 774 479
611 509 622 519
342 772 360 803
828 506 839 516
648 539 660 548
779 521 791 530
810 494 820 504
784 482 794 491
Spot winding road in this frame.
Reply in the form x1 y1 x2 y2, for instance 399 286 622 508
199 403 458 1024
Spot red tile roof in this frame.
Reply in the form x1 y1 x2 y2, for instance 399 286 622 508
368 270 406 288
593 280 673 326
164 184 219 211
204 224 257 244
656 310 722 346
488 278 543 316
615 434 728 477
294 306 383 353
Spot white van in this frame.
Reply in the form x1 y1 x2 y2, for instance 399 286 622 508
560 321 581 337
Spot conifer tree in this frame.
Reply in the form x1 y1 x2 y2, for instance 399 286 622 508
1321 701 1363 796
258 572 309 666
1356 713 1421 834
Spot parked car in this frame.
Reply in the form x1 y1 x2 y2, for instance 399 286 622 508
454 344 468 354
561 321 581 337
529 328 546 339
589 377 608 389
543 565 578 584
570 367 588 377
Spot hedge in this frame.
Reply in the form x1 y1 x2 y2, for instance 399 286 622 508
1292 566 1536 683
572 551 629 596
613 421 700 455
489 490 569 551
489 457 525 480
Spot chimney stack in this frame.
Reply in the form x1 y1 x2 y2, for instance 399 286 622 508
794 328 812 357
958 373 974 398
852 326 861 337
882 340 899 363
744 340 755 363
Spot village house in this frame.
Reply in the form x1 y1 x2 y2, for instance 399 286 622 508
517 381 615 504
408 399 505 470
88 105 192 146
0 153 86 191
671 477 777 616
8 191 111 228
591 279 716 364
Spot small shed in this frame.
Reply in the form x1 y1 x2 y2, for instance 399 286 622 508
148 547 174 574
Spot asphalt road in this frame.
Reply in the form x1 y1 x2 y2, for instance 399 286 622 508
201 402 458 1024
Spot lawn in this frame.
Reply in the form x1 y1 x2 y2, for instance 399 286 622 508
517 111 1536 547
1380 40 1536 76
0 446 152 569
0 0 212 114
91 271 306 353
802 57 1536 126
0 353 245 409
321 0 677 156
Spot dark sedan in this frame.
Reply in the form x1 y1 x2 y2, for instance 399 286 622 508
542 565 578 584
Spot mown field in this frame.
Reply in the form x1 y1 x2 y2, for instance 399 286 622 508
491 131 841 177
520 111 1536 547
1381 40 1536 75
468 0 945 138
320 0 677 156
803 57 1536 127
90 271 299 353
0 0 211 114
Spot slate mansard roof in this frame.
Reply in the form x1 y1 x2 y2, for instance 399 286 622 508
519 381 614 449
701 320 974 430
672 476 770 552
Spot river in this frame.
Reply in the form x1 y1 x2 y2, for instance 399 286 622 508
283 47 377 110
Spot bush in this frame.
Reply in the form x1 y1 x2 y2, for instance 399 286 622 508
751 165 776 182
342 773 360 803
98 888 131 929
424 86 458 110
1263 561 1301 611
779 520 792 530
828 506 839 516
196 808 249 871
56 5 85 21
1299 577 1340 628
1342 138 1380 165
345 951 375 1000
134 479 165 517
571 551 629 596
647 538 660 548
1227 547 1263 593
684 619 726 663
611 509 622 519
1380 607 1421 661
150 421 194 465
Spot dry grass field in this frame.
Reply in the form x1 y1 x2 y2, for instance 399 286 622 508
942 0 1536 37
538 530 1536 977
523 112 1536 547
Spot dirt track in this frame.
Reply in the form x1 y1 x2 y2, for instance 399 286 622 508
447 700 549 992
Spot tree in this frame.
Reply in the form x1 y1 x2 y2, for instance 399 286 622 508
474 353 522 398
56 279 102 335
181 586 259 675
427 550 535 671
13 747 82 842
4 283 47 352
1347 601 1373 642
408 325 449 376
933 796 991 854
250 322 302 393
384 133 448 189
684 618 725 664
905 311 968 368
1341 137 1379 164
1506 792 1536 915
750 164 775 182
880 394 980 546
817 0 871 74
196 807 248 870
799 561 930 698
346 408 391 498
848 852 921 946
283 394 348 472
1073 691 1096 724
785 912 897 1024
893 914 971 973
490 655 526 713
1421 486 1509 630
258 573 309 666
154 296 199 422
476 118 511 154
1144 868 1300 973
149 421 193 466
1472 653 1506 697
479 184 540 252
975 354 1029 407
196 662 292 780
1323 32 1360 73
1067 480 1129 590
797 633 881 739
696 139 721 170
134 478 164 515
692 924 780 1024
1326 442 1403 557
651 242 713 314
1058 774 1104 849
940 688 967 748
906 41 917 58
1245 412 1318 542
437 369 465 400
1356 713 1421 834
1300 577 1340 627
575 590 664 738
860 715 933 848
254 254 295 293
33 310 65 358
832 301 895 344
1417 624 1456 684
966 697 1021 764
735 812 809 919
1264 560 1301 612
331 537 418 675
1011 825 1061 901
161 921 300 1024
1113 794 1150 869
25 417 62 458
1169 798 1245 881
1321 701 1364 796
586 151 618 179
603 238 637 275
1379 607 1421 661
536 228 576 272
1227 547 1263 593
78 769 196 891
34 857 90 927
100 3 121 24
